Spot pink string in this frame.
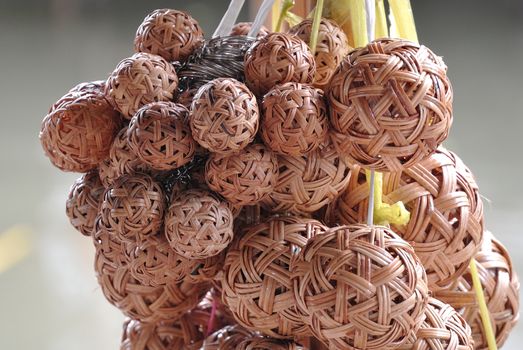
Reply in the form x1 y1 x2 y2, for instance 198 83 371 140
205 295 218 337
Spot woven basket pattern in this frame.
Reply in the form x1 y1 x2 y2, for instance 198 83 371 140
105 52 178 118
205 144 279 206
190 78 259 154
177 88 198 110
244 32 316 96
230 22 270 37
327 38 453 172
288 19 350 89
237 337 304 350
222 216 328 338
336 147 484 290
202 325 253 350
261 83 328 156
134 9 204 62
291 224 429 350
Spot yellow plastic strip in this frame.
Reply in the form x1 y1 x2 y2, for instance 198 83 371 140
365 170 410 226
388 0 418 43
309 0 325 54
375 0 388 38
0 225 32 274
469 259 498 350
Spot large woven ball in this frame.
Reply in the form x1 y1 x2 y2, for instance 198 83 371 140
164 189 233 259
222 216 328 338
261 136 352 214
244 32 316 96
128 101 195 171
288 19 350 89
261 83 328 156
327 38 453 172
336 147 484 290
205 144 279 206
202 325 253 350
291 224 429 350
66 170 104 237
40 81 121 172
134 9 204 63
105 52 178 118
230 22 270 37
190 78 259 154
98 173 166 243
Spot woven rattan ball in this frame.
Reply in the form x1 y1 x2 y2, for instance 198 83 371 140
291 224 429 350
98 173 166 243
261 136 351 214
222 216 328 338
288 19 350 89
261 83 328 156
66 170 104 237
230 22 270 37
205 144 279 206
327 38 453 172
134 9 204 63
201 325 253 350
164 189 233 259
190 78 259 154
128 101 195 171
434 232 520 349
40 82 121 172
336 147 484 290
237 337 304 350
105 52 178 118
244 32 316 96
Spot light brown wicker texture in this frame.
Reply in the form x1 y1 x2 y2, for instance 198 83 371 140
336 147 484 291
164 189 233 259
40 83 121 172
261 83 328 156
201 325 253 350
291 224 429 350
261 136 351 214
205 144 279 206
433 232 520 350
327 38 453 172
237 337 304 350
128 101 195 171
222 216 328 338
67 80 106 94
105 52 178 118
190 78 259 154
230 22 270 37
98 173 165 243
244 32 316 96
66 170 104 237
288 19 350 89
134 9 204 63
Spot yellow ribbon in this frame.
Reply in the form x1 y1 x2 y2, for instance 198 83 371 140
365 170 410 226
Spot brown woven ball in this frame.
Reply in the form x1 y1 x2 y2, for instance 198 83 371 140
261 135 352 214
164 189 233 259
128 101 195 171
237 337 304 350
205 144 279 206
40 82 121 172
98 173 166 243
244 32 316 96
190 78 259 154
291 224 429 350
105 52 178 118
288 19 350 89
202 325 253 350
327 38 453 172
134 9 204 63
261 83 328 156
336 147 484 291
433 232 520 350
230 22 270 37
222 216 328 338
66 170 104 237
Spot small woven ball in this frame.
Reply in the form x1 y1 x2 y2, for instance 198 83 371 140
65 170 104 236
291 224 429 350
202 325 253 350
205 144 279 206
237 337 304 350
222 216 328 338
128 101 195 171
261 136 352 214
40 81 121 172
134 9 204 63
98 173 166 243
327 38 453 172
164 189 233 259
336 147 484 290
230 22 270 37
105 52 178 118
190 78 259 154
288 19 350 89
244 32 316 96
261 83 328 156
